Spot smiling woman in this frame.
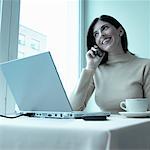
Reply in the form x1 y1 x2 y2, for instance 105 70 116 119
69 15 150 113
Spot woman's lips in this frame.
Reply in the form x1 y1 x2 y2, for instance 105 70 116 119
102 37 112 45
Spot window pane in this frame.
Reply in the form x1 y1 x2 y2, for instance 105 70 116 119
18 33 25 45
18 0 79 96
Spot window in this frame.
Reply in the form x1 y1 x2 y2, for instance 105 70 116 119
30 39 40 50
18 34 25 45
0 0 82 114
18 0 80 97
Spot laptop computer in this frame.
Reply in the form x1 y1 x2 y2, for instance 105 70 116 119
0 51 110 120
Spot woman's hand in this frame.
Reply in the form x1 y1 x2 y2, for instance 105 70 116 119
86 46 104 71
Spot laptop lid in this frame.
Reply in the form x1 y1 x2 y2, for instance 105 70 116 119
0 51 73 112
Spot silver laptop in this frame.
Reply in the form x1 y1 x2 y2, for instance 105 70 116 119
0 51 110 120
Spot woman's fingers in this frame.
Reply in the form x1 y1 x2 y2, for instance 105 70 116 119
87 49 95 58
90 46 104 57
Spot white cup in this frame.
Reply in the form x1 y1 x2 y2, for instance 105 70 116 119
120 98 149 112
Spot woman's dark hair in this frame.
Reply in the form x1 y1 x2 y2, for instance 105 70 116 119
87 15 129 64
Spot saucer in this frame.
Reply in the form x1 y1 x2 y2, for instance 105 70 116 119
119 111 150 118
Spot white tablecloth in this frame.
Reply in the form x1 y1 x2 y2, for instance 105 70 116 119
0 115 150 150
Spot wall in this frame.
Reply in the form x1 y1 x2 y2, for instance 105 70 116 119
85 0 150 58
84 0 150 111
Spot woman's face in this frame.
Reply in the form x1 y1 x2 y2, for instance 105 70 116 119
93 20 123 52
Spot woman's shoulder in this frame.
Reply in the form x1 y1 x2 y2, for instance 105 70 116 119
134 55 150 66
132 55 150 71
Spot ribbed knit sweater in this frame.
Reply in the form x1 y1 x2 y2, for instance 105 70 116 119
70 52 150 112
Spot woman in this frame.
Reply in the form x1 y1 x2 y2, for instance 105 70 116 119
70 15 150 113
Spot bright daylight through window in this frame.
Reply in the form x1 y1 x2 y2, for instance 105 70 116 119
18 0 79 97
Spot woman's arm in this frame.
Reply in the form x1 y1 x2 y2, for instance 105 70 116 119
70 46 104 111
69 69 95 111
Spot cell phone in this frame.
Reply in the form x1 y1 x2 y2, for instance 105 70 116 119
91 45 107 65
81 113 110 121
92 45 106 58
93 50 104 57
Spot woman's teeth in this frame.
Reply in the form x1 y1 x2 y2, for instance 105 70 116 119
102 37 111 44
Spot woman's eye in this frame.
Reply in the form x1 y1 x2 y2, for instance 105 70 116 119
94 32 99 38
101 25 109 31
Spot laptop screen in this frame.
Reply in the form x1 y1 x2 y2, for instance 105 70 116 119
0 52 72 112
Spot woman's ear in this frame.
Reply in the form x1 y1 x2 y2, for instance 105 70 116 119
118 27 124 36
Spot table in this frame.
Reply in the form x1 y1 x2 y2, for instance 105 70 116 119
0 115 150 150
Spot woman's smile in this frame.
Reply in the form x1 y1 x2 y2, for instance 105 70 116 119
99 35 113 51
101 36 112 45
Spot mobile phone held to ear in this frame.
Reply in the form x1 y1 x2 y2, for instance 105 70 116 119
92 45 107 65
93 50 104 57
92 45 106 58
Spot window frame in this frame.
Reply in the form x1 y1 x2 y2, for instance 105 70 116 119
0 0 20 115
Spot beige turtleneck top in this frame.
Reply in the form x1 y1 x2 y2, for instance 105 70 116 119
69 52 150 112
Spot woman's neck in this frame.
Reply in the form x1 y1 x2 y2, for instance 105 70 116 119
108 42 125 56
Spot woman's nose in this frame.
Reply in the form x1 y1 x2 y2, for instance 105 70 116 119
98 32 105 40
101 30 106 37
95 29 105 39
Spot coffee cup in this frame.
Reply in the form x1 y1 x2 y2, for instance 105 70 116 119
120 98 149 112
